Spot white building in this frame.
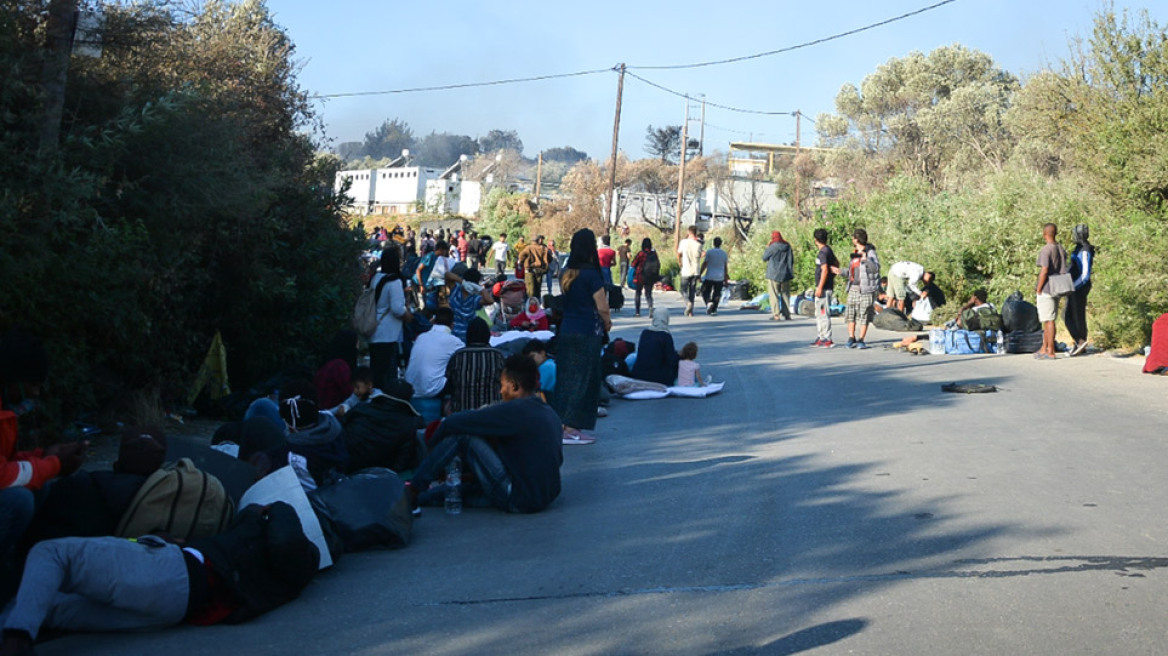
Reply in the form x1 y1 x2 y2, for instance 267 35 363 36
422 157 484 217
335 153 443 216
611 178 783 231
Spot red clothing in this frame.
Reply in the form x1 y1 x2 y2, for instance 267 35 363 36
1145 313 1168 374
509 313 549 332
313 359 352 410
457 237 469 259
631 250 648 285
0 393 60 490
597 247 616 268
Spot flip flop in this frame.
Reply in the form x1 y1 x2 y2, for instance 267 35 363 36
1033 353 1055 361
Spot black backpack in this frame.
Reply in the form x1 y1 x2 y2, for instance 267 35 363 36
608 284 624 310
642 251 661 283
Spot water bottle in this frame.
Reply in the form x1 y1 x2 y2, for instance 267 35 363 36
444 456 462 515
996 330 1005 355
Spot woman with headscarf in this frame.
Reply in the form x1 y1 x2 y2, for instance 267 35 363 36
631 309 679 386
762 231 794 320
1065 224 1095 357
369 247 411 389
629 237 658 317
555 229 611 444
510 296 549 332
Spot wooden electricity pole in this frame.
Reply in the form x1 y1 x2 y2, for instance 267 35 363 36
604 64 626 234
698 95 706 157
534 151 542 199
674 96 690 251
793 110 802 220
39 0 79 157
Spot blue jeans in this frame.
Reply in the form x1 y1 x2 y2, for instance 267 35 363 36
410 435 516 512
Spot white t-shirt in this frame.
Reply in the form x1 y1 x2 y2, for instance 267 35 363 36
678 237 703 277
427 255 457 287
492 241 509 262
889 261 925 292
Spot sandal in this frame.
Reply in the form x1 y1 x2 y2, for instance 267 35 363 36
1033 353 1055 360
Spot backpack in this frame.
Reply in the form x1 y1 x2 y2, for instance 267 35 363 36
116 458 234 540
608 284 624 310
961 306 1003 331
872 308 923 332
641 251 661 284
352 275 392 339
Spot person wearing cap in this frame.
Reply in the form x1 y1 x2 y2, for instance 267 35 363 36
0 329 87 598
762 231 794 320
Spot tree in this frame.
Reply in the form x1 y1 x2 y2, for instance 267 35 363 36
644 125 680 163
542 146 589 164
414 131 478 167
359 118 415 162
477 129 523 155
816 45 1018 187
561 156 633 230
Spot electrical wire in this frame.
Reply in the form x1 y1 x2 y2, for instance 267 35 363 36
626 71 794 116
310 66 616 100
628 0 960 71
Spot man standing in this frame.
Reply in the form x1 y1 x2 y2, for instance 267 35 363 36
597 235 617 287
408 354 562 514
677 225 703 317
762 231 794 321
404 308 466 399
617 238 632 289
491 235 510 278
699 237 729 315
843 229 880 349
518 236 551 300
887 260 926 313
1035 223 1068 360
810 228 838 348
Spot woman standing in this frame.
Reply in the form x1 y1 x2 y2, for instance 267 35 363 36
554 229 612 445
1065 223 1095 357
369 247 411 388
630 238 658 318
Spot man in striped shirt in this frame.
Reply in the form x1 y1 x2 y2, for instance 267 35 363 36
444 318 505 414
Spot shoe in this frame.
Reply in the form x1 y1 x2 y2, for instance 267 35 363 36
562 429 596 445
1070 341 1089 356
855 341 869 350
634 312 641 317
846 338 857 349
403 481 422 517
708 309 717 316
596 407 608 418
809 339 823 348
685 303 694 317
821 340 835 349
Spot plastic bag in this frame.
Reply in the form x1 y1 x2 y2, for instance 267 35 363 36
310 467 412 553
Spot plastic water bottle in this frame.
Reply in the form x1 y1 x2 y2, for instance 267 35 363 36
444 456 462 515
996 330 1005 355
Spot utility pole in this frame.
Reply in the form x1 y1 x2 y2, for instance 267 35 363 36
534 151 542 200
698 95 706 157
604 63 626 234
39 0 79 157
674 96 690 251
793 110 801 220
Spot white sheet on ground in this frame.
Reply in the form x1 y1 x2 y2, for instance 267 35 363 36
621 382 725 399
240 466 333 569
490 330 555 347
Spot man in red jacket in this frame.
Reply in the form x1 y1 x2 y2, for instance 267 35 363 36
0 329 86 597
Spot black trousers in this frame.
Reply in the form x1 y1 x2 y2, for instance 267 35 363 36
1064 283 1091 343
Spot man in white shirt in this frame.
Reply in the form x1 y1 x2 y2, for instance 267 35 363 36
404 308 465 398
676 225 703 317
491 236 510 277
887 261 926 313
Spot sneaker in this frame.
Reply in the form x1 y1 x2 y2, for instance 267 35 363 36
809 339 824 348
562 429 596 445
596 406 608 418
855 341 870 350
846 338 857 349
821 340 836 349
403 481 422 517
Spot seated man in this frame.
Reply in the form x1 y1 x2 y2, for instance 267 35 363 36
0 502 318 652
630 309 679 386
408 354 562 514
444 318 505 415
0 329 86 599
279 380 348 488
955 288 993 329
340 378 423 474
404 307 465 399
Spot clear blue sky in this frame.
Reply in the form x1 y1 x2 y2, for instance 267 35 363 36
263 0 1162 160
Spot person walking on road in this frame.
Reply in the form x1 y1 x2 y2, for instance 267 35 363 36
491 235 510 278
810 228 838 348
677 225 703 317
597 235 617 287
617 239 632 289
630 238 659 318
518 236 551 300
843 229 880 349
762 231 794 321
1065 224 1095 357
700 237 729 315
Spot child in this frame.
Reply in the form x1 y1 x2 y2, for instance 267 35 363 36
510 296 549 332
676 342 707 387
522 340 556 404
330 365 382 418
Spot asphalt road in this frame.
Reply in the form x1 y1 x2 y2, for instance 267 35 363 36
44 293 1168 655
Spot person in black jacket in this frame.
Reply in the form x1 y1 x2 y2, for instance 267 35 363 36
630 309 679 386
0 502 318 652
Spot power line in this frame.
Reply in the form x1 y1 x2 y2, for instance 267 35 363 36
627 0 960 71
310 66 615 100
626 71 794 116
